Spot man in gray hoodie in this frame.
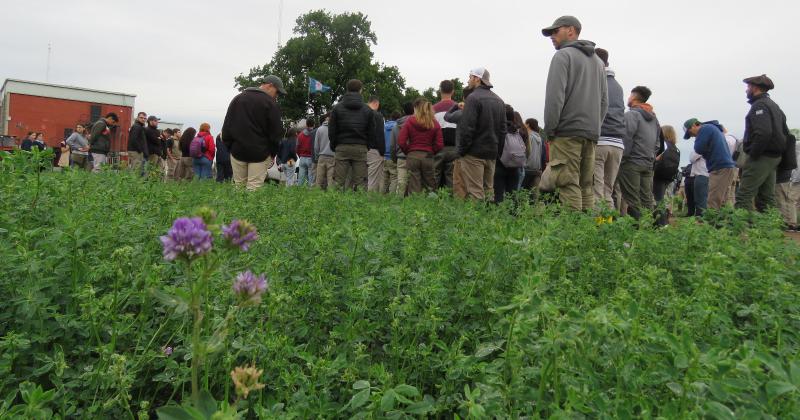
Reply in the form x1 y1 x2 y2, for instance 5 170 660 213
619 86 661 220
593 48 625 209
314 112 335 190
542 16 608 211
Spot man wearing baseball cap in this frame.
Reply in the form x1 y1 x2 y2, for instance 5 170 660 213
541 15 608 211
454 67 506 200
735 74 787 211
221 74 285 190
683 118 737 210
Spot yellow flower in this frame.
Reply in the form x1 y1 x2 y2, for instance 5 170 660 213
230 365 265 398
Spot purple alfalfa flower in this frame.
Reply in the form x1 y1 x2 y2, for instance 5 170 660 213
222 219 259 252
162 345 173 356
160 217 213 261
232 271 268 305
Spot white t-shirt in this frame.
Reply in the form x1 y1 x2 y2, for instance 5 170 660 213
690 151 709 177
724 134 738 156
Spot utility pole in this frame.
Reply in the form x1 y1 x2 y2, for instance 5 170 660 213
46 43 51 82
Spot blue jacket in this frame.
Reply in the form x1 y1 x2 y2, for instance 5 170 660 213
693 121 735 172
383 120 396 160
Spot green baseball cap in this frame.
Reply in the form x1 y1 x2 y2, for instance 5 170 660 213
683 118 700 139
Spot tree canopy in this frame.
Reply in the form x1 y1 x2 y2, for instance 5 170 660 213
234 10 461 122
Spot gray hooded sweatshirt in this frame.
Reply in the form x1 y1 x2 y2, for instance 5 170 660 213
544 40 608 141
314 121 334 158
622 105 661 168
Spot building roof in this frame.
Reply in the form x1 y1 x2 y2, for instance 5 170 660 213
1 79 136 107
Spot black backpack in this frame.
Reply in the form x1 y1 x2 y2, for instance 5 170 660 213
654 144 680 181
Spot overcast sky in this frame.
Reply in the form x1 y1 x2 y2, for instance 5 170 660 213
2 0 798 162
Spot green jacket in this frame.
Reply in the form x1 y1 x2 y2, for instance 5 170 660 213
89 119 111 154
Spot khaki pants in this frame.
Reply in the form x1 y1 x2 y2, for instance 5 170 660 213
776 182 800 226
231 155 269 191
396 158 409 196
70 153 91 170
593 145 623 209
128 152 145 172
315 155 335 190
334 144 368 191
406 151 435 194
177 157 194 180
167 158 179 180
382 160 397 194
735 155 781 211
618 161 654 219
707 167 738 209
452 158 465 198
366 149 385 192
549 136 595 211
456 154 495 201
91 153 107 172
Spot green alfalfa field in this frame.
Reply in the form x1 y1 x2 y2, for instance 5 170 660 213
1 150 799 419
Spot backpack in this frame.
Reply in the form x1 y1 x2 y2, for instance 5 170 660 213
500 131 527 168
189 135 206 158
654 143 680 181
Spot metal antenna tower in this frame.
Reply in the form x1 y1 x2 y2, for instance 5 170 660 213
46 43 51 82
277 0 284 47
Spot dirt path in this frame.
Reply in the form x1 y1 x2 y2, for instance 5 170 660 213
786 231 800 244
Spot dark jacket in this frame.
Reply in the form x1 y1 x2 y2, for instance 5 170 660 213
221 87 283 163
127 121 148 155
744 93 786 159
456 85 506 160
328 92 377 151
89 119 111 154
215 136 231 163
277 137 297 165
21 138 33 151
390 115 411 161
145 126 162 157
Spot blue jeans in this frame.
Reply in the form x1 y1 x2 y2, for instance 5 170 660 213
193 156 212 179
693 175 709 216
297 157 313 186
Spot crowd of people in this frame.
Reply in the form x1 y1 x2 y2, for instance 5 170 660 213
29 16 800 230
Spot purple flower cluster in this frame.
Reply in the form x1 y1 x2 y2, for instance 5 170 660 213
162 345 173 356
232 271 268 305
222 220 259 251
160 217 213 261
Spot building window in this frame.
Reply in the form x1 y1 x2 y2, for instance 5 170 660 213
64 128 73 140
90 105 102 123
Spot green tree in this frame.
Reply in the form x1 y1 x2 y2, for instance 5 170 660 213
234 10 408 121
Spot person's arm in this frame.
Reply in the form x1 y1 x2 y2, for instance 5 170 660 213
543 53 568 138
314 129 322 157
433 121 444 154
398 120 411 155
444 103 463 124
266 100 283 156
599 66 609 122
623 112 638 157
66 133 78 150
693 127 708 157
390 125 399 162
89 122 104 146
328 109 338 152
206 134 215 157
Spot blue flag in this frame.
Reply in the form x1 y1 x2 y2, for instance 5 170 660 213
308 77 331 94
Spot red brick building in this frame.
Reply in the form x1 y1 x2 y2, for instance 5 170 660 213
0 79 136 151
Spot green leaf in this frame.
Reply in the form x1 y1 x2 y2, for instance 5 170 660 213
666 382 684 396
195 390 217 418
765 380 796 400
156 406 197 420
474 341 505 358
392 384 419 398
352 380 370 390
674 353 689 369
380 390 396 412
406 397 435 415
349 389 370 410
704 401 734 420
150 288 189 314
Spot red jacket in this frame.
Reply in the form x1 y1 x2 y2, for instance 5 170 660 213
398 116 443 155
199 131 215 161
296 130 313 158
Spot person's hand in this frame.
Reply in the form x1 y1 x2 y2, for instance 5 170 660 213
458 102 465 110
655 154 663 161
